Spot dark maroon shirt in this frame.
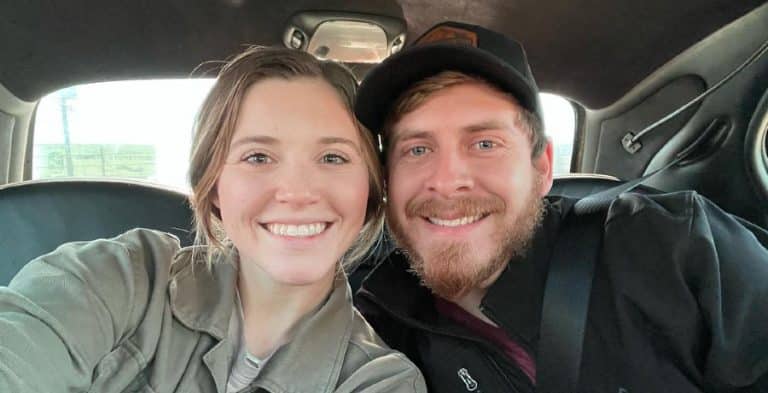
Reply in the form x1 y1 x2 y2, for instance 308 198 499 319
435 297 537 384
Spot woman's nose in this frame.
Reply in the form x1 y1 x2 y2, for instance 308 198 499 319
274 163 321 207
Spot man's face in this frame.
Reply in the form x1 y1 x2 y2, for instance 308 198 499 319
386 82 554 300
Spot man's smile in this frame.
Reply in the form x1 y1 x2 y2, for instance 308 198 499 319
425 214 488 227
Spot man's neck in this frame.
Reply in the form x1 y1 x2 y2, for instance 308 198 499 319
449 264 507 327
451 289 497 326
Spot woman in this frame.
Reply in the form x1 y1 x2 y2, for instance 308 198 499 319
0 47 426 393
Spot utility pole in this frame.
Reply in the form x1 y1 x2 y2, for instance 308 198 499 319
59 87 76 176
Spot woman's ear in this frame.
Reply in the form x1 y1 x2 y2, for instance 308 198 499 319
211 187 220 209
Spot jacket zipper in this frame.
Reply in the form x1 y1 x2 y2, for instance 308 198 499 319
359 291 529 389
486 353 519 389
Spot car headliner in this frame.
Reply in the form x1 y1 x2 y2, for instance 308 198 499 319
0 0 765 108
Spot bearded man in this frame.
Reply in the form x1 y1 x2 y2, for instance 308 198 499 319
353 21 768 393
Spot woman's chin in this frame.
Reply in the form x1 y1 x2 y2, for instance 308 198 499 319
265 264 337 288
236 248 341 288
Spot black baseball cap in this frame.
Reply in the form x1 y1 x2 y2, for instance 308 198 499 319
355 21 542 136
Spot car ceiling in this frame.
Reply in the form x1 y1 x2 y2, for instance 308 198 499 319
0 0 765 108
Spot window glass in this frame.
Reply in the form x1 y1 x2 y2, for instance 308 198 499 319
540 93 576 175
33 81 577 190
33 79 214 191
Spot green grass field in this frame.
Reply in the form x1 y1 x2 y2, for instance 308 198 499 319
35 144 156 179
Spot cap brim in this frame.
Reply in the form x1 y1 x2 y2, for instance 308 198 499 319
355 43 540 134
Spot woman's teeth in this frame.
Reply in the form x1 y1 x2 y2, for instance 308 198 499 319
266 223 327 237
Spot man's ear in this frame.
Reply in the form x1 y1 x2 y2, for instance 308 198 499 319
533 139 554 197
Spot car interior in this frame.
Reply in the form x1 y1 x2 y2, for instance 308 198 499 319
1 0 767 287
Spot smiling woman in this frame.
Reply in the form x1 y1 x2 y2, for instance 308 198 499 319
0 46 426 393
213 78 371 294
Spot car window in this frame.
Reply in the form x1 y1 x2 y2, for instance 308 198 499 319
33 79 214 191
541 93 576 175
32 80 577 190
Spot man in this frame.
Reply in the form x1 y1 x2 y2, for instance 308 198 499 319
353 21 768 392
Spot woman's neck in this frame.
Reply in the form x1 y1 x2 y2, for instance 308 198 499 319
236 261 335 358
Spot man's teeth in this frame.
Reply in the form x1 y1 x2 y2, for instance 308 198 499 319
266 223 327 237
428 215 482 227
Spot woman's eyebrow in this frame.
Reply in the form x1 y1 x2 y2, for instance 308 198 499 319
230 135 279 149
318 136 361 153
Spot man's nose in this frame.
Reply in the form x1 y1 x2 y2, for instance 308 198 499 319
274 163 320 207
424 150 474 196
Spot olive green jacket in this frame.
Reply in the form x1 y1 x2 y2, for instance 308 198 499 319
0 228 426 393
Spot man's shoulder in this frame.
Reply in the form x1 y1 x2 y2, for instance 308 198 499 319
606 190 700 221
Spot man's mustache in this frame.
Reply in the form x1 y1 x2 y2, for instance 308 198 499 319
405 196 506 218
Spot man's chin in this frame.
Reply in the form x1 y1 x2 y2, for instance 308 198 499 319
388 222 498 299
407 242 489 299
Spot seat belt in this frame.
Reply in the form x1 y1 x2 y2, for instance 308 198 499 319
537 208 605 393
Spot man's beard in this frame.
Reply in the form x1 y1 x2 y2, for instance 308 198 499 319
387 179 544 300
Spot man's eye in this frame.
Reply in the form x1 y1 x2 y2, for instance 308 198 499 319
475 140 496 150
321 153 348 165
245 153 272 164
409 146 429 156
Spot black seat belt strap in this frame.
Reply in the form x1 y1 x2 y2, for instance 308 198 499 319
537 209 605 393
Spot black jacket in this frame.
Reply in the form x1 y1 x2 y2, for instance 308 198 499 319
355 192 768 393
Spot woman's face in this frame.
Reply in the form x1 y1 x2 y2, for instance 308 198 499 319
214 77 370 287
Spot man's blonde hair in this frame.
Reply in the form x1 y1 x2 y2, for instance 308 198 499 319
188 46 384 269
382 71 546 159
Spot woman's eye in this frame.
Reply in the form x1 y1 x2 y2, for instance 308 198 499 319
474 140 496 150
321 153 348 165
409 146 429 156
245 153 272 164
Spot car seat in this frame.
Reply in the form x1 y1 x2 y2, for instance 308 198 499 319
0 179 193 285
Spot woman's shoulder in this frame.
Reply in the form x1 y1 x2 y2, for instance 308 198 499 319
11 228 182 292
346 309 393 357
45 227 182 261
65 227 182 272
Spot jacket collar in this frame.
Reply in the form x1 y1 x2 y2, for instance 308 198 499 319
357 251 440 325
252 274 353 393
169 247 238 340
359 196 573 348
169 247 354 393
168 248 238 393
480 197 570 346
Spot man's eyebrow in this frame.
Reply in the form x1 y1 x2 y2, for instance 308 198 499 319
230 135 279 148
390 130 433 147
389 121 511 147
462 120 510 133
318 136 361 153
